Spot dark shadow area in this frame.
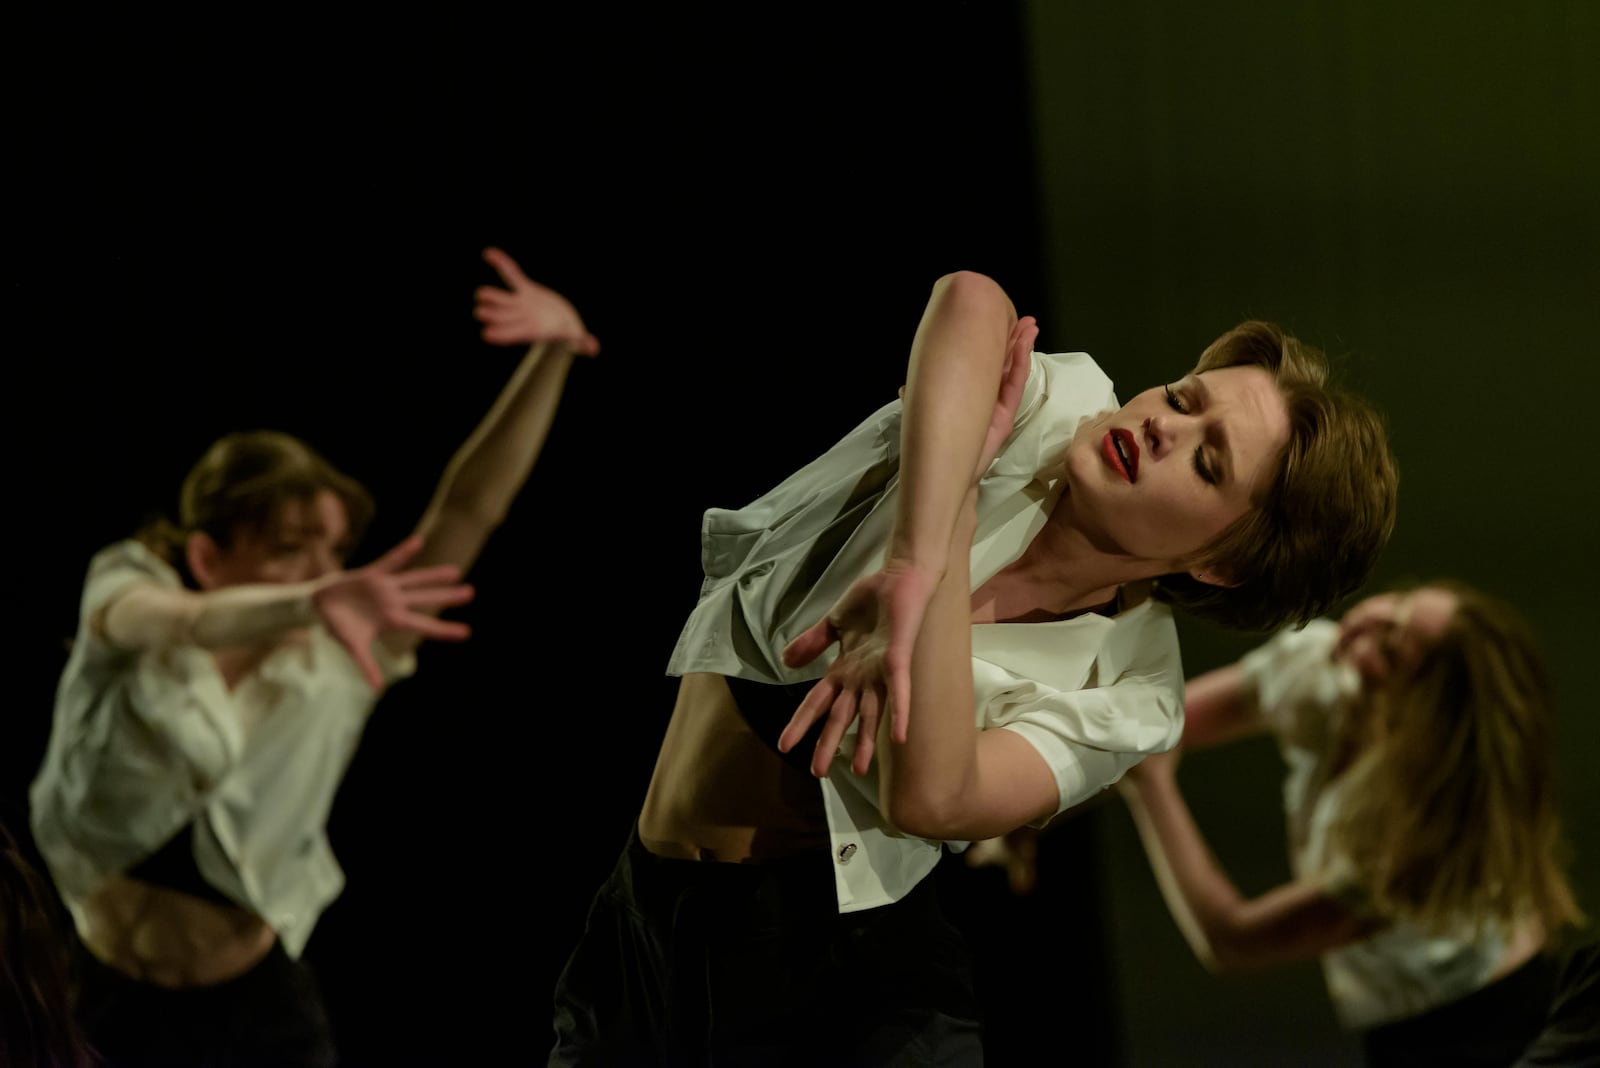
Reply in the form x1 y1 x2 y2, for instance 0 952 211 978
7 5 1111 1065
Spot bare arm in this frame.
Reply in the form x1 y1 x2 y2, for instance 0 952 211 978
99 537 473 689
876 485 1060 841
1182 663 1269 750
1119 753 1381 972
99 582 321 653
889 271 1019 575
384 248 598 655
781 273 1032 762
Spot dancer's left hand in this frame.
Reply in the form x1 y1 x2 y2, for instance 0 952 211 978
473 247 601 355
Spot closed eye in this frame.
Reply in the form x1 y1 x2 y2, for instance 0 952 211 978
1167 385 1217 484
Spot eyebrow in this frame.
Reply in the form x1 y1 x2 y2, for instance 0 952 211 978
1185 374 1234 485
270 521 329 539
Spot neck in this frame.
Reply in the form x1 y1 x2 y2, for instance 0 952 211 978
1012 498 1170 614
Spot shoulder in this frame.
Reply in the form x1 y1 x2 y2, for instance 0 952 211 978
82 539 182 613
87 539 180 586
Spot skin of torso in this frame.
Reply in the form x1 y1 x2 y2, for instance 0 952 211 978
639 543 1139 865
81 640 296 987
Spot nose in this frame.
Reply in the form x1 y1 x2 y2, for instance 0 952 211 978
1143 411 1193 461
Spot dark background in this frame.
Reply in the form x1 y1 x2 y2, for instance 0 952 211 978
7 4 1596 1066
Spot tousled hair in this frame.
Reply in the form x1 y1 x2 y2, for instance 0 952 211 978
1327 581 1584 937
2 818 99 1067
1155 321 1399 632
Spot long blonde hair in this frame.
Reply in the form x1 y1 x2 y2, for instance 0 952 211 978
1327 580 1583 937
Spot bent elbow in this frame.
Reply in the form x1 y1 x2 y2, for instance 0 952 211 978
886 789 995 842
931 270 1006 307
1199 944 1238 975
1201 930 1268 975
881 790 962 842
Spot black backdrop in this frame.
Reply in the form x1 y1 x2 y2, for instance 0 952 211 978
9 5 1116 1065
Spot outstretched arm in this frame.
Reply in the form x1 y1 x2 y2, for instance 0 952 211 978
99 535 474 690
780 272 1032 766
1182 663 1269 750
383 247 599 655
1117 750 1380 972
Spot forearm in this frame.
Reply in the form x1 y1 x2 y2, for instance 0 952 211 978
881 488 983 834
1122 773 1248 971
411 342 576 568
890 272 1015 572
1182 664 1266 749
100 583 319 653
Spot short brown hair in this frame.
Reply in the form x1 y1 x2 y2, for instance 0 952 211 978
136 430 375 575
1156 321 1399 632
1328 581 1584 937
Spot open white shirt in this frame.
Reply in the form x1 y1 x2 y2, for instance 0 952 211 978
30 540 414 958
668 351 1186 914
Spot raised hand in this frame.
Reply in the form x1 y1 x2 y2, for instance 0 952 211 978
473 247 601 355
778 560 942 777
777 316 1037 778
312 535 476 690
975 315 1037 478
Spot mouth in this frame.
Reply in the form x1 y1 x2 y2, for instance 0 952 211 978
1102 428 1139 482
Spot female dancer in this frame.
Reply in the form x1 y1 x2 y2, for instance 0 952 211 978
550 269 1400 1065
30 247 598 1067
1119 580 1589 1066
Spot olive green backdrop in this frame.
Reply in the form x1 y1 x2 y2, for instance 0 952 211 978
1019 2 1598 1063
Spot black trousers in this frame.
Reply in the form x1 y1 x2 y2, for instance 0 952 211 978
550 822 984 1067
1360 949 1562 1068
74 939 338 1068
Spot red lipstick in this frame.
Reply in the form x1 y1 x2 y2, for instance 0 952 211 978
1102 428 1139 482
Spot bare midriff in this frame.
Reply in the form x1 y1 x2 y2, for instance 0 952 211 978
80 876 276 988
638 673 832 864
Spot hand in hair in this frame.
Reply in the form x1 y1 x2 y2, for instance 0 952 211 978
313 535 475 690
473 247 600 355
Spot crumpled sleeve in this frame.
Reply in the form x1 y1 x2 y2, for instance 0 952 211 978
989 670 1185 823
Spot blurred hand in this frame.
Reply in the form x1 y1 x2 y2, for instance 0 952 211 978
313 535 475 690
473 247 600 355
964 825 1040 896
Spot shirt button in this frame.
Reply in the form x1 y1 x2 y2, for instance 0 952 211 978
837 843 858 865
279 913 297 929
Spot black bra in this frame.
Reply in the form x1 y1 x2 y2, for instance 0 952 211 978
722 674 831 778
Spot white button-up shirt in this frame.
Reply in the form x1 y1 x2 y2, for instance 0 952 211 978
668 351 1185 913
30 540 414 958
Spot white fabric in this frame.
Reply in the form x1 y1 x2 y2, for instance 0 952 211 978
30 539 415 958
668 351 1185 914
1239 620 1507 1030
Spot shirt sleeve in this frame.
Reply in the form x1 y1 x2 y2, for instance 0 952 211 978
1238 619 1351 747
78 540 180 665
991 675 1184 821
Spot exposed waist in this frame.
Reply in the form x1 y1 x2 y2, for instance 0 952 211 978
81 875 276 989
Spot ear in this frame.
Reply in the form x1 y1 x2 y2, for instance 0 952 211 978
185 531 225 590
1187 562 1242 589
